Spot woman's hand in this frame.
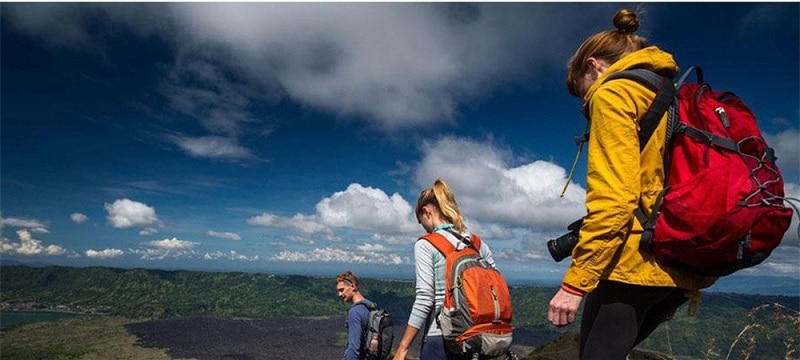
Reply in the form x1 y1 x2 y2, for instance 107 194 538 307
548 288 584 326
391 347 408 360
391 324 418 360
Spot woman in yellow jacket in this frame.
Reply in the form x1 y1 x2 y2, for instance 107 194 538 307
547 9 715 359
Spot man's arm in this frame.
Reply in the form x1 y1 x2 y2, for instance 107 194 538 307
342 306 365 360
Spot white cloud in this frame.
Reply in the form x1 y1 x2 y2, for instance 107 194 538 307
203 250 260 261
105 198 160 229
70 213 88 224
0 216 49 234
2 3 613 133
737 245 800 277
764 128 799 178
139 227 159 236
247 139 583 242
130 238 199 260
86 248 124 259
168 135 256 161
206 230 242 241
0 229 65 256
415 137 585 230
130 247 197 261
780 182 799 246
147 237 198 249
247 213 332 234
356 243 390 253
248 183 419 241
316 183 418 233
271 247 408 265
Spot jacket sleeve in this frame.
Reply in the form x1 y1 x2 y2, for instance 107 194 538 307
563 80 644 293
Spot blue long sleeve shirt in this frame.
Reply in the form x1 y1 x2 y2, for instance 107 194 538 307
342 299 371 360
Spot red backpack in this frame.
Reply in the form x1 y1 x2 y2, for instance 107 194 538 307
420 231 513 357
604 67 796 276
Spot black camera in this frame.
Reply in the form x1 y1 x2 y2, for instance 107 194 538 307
547 218 583 262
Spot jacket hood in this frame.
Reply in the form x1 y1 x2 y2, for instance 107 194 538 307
582 46 679 104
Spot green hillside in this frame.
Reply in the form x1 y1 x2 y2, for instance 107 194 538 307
1 265 797 359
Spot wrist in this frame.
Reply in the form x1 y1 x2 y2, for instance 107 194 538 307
561 283 586 296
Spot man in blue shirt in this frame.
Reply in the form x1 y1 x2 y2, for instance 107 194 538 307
336 271 372 360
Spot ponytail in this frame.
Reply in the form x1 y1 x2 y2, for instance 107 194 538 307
416 178 467 232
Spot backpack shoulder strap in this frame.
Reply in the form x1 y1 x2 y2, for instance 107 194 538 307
602 68 677 152
355 300 377 311
419 232 456 256
470 233 482 251
602 69 679 250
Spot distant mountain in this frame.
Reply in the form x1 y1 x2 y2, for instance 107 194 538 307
709 274 800 296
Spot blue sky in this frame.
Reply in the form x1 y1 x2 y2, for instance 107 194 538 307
2 3 798 292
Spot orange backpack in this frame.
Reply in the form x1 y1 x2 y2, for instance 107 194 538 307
420 231 513 357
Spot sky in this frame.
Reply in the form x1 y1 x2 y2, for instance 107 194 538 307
1 3 799 294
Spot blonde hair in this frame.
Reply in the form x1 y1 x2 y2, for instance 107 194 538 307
415 178 467 232
566 9 650 97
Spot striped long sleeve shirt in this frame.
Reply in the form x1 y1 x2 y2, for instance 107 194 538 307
406 228 496 336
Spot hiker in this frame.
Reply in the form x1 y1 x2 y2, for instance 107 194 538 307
393 178 503 360
336 270 374 360
547 8 716 360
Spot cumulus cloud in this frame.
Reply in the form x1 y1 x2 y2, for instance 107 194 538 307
147 237 198 249
271 246 408 265
86 248 124 259
206 230 242 241
414 137 585 230
248 183 419 241
248 139 582 245
105 199 160 229
316 184 418 233
70 213 88 224
0 229 65 256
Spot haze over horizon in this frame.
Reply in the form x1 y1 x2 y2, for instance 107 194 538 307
2 3 798 296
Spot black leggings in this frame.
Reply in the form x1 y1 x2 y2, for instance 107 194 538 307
580 280 688 360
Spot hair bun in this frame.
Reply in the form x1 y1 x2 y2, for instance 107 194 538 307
613 9 639 34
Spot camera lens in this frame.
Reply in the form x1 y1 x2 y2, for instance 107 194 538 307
547 231 579 262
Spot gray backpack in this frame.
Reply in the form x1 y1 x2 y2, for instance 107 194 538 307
358 301 393 360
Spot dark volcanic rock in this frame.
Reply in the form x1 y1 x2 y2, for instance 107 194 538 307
126 315 543 360
126 315 347 360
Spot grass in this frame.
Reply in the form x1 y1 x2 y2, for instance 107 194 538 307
0 316 175 360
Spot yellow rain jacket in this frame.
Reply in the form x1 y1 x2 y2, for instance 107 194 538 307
563 46 717 295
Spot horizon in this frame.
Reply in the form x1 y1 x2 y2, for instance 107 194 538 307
2 259 798 298
2 3 799 296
